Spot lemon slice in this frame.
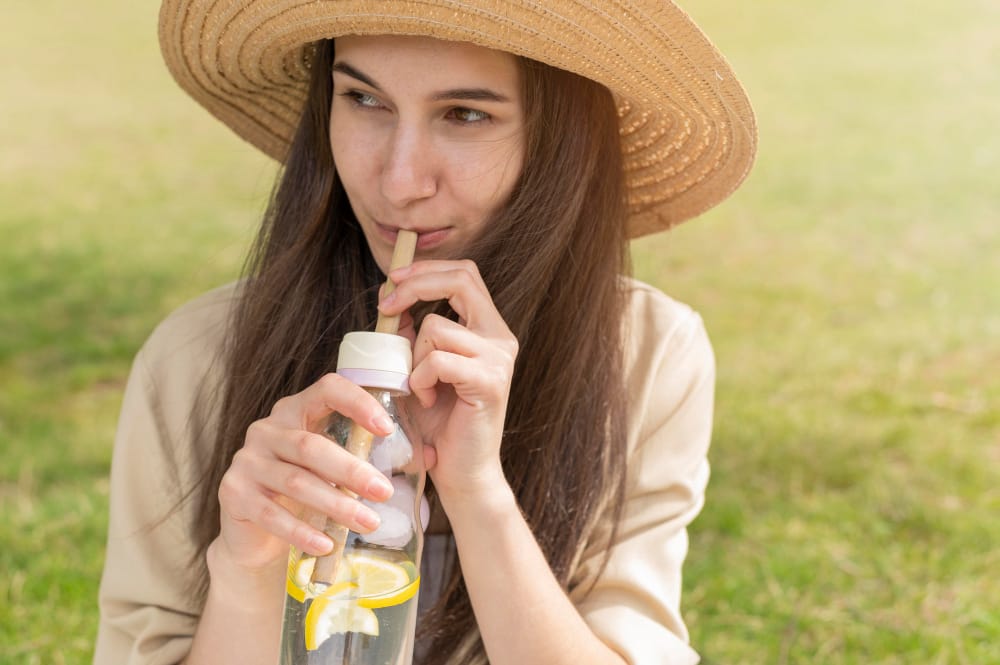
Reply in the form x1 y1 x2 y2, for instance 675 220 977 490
286 554 316 603
357 575 420 609
300 553 416 650
286 577 305 603
346 553 412 598
304 582 376 650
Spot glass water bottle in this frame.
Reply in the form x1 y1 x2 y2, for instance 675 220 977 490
279 332 426 665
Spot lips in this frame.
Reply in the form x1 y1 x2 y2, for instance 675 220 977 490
375 222 451 250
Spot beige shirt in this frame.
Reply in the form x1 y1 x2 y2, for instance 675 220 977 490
94 279 713 665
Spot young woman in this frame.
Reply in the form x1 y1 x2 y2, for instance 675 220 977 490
95 2 756 664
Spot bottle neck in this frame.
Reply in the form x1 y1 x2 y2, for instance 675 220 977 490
337 368 410 395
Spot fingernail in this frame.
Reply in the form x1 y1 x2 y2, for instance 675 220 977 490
374 414 394 433
366 475 393 500
309 534 333 554
390 265 411 279
357 507 381 531
379 291 397 307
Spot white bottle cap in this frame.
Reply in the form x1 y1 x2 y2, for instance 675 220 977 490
336 332 412 394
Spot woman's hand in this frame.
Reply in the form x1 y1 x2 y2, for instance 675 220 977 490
378 259 518 505
211 375 396 575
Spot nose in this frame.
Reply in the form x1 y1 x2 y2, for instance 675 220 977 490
379 124 437 208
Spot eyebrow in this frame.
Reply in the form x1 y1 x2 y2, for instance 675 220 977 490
332 62 380 89
430 87 510 103
332 61 511 104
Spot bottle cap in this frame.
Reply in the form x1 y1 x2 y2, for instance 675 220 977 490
336 331 412 394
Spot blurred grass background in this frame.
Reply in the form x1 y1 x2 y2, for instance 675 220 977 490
1 0 997 663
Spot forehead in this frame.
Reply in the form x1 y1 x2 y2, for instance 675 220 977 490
333 34 521 91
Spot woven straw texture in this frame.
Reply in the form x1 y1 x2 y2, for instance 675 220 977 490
159 0 757 236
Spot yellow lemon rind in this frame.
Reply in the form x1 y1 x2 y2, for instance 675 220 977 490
286 576 306 603
357 575 420 609
303 583 371 651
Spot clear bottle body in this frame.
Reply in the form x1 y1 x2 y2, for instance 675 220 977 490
279 389 425 665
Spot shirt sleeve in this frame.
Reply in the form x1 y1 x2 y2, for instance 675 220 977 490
93 346 202 665
93 286 234 665
571 289 714 665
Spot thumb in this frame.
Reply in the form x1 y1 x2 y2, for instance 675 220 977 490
397 310 417 344
422 443 438 471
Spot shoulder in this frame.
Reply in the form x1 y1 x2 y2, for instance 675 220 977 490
570 279 713 661
137 281 240 373
622 277 714 382
621 278 715 454
96 285 241 660
125 282 241 459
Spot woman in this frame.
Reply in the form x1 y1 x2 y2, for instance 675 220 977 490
95 2 756 664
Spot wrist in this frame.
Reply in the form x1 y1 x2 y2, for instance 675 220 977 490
206 538 285 610
435 467 518 524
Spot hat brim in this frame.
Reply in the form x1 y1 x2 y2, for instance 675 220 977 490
159 0 757 237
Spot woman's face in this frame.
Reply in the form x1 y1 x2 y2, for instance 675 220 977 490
330 35 526 273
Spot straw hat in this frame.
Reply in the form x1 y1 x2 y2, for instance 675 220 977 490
159 0 757 237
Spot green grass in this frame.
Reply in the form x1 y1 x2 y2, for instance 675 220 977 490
2 0 998 663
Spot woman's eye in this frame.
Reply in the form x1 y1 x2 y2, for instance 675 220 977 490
446 107 490 124
343 91 382 109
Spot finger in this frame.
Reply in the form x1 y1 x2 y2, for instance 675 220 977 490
389 259 487 289
422 444 438 471
257 459 382 534
410 315 518 403
235 492 336 557
380 260 509 336
412 313 491 366
409 349 512 409
219 467 334 555
269 373 393 435
397 310 417 345
248 422 394 502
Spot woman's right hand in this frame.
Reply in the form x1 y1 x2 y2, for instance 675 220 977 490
210 373 397 575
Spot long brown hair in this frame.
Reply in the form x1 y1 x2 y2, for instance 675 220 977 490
191 39 629 664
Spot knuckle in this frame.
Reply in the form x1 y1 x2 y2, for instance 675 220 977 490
502 334 519 359
424 349 447 369
458 259 479 276
245 419 267 445
229 447 247 468
284 468 309 494
488 367 511 396
217 472 241 505
316 372 344 394
456 265 478 289
293 430 316 460
270 395 293 418
257 501 281 526
420 313 445 335
227 448 256 477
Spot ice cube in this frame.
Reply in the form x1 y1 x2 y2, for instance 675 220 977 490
359 502 412 548
370 427 413 475
358 476 430 547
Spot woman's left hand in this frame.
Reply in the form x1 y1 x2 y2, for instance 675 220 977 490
378 259 518 504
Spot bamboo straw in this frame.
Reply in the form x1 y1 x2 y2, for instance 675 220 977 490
311 230 418 587
375 230 418 335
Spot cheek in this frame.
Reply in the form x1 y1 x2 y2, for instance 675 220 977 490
451 139 524 211
330 125 376 196
495 140 525 199
329 121 353 162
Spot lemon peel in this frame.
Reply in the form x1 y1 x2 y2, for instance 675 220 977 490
303 582 372 650
357 575 420 609
298 553 418 650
